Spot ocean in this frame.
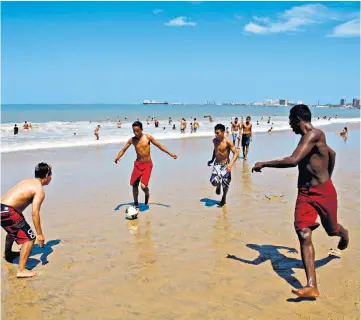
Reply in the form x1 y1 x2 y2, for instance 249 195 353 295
1 104 360 153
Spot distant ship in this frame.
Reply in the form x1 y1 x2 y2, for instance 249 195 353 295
143 100 168 105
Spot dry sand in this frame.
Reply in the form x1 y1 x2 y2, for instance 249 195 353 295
1 123 360 320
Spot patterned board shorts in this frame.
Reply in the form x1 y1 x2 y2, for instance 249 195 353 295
210 161 231 190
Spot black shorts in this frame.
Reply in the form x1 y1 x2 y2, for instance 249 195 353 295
1 204 36 244
242 134 251 147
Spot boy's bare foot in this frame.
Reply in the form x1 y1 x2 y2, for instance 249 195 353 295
338 229 349 250
17 269 37 278
292 286 320 298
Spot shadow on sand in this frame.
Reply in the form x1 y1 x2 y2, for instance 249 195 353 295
200 198 221 208
11 239 61 270
227 243 340 302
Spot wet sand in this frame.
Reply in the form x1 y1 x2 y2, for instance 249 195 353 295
1 123 360 319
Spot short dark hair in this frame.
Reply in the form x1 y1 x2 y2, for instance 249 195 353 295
132 121 143 130
290 104 312 122
35 163 52 179
214 124 225 132
194 118 197 120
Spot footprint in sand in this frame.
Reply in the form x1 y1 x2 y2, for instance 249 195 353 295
264 194 287 203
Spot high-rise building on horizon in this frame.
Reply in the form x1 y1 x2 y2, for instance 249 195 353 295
279 99 288 106
352 98 360 108
340 98 346 106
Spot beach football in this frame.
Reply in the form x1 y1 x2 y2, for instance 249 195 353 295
125 206 139 220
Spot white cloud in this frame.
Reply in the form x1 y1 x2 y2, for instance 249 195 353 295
165 16 197 27
283 3 338 21
327 19 360 37
253 16 270 24
244 3 355 35
152 9 163 15
244 22 269 34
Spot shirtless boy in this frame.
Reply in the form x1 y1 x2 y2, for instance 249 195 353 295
252 104 349 298
1 163 52 278
193 118 199 133
231 118 241 147
94 125 100 140
240 116 252 160
208 124 239 206
179 118 187 133
114 121 177 209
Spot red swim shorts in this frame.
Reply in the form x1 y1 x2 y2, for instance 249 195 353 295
130 161 153 186
1 204 36 244
294 179 339 235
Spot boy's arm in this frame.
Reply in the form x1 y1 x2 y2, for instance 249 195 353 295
32 188 45 247
328 146 336 177
149 135 177 159
226 140 239 171
252 131 318 172
115 138 132 163
208 148 216 166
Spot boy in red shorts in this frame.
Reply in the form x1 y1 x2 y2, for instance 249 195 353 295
252 104 349 298
1 163 52 278
115 121 177 209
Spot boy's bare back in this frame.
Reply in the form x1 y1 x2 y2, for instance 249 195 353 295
1 179 44 213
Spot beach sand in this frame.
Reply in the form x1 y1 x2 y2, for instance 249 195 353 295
1 123 360 320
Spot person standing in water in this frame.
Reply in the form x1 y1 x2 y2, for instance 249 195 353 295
240 116 253 160
94 125 100 140
252 104 349 298
231 117 241 147
179 118 187 133
339 127 348 137
1 163 52 278
193 118 199 133
14 125 19 135
114 121 177 209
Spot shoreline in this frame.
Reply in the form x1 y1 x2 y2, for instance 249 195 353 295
2 103 360 109
1 120 359 154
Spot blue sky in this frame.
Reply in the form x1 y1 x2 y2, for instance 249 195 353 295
1 1 360 104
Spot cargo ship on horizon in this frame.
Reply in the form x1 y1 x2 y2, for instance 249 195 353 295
143 100 169 105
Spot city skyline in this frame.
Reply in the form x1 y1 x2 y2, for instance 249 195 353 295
1 1 360 104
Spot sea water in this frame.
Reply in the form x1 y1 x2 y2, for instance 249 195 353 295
1 104 359 153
